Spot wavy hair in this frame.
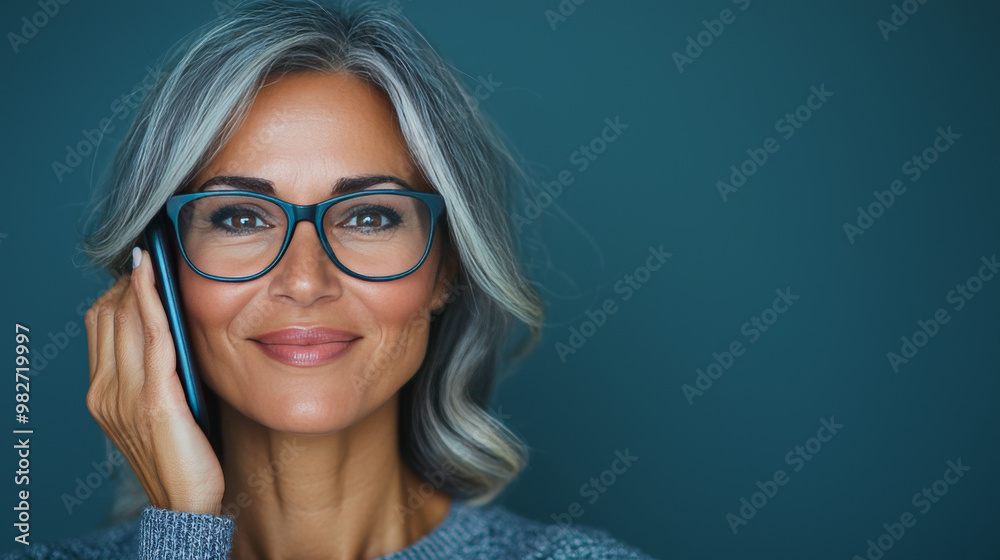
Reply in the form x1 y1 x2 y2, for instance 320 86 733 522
79 0 546 522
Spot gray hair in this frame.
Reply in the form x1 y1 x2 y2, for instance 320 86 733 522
80 0 546 521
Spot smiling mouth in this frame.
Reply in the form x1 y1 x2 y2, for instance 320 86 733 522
250 339 357 367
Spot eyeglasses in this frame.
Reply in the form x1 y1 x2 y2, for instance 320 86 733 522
164 189 446 282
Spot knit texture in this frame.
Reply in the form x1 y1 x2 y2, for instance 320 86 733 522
1 499 658 559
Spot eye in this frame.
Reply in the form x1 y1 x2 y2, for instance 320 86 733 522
349 211 388 228
228 214 264 229
209 205 275 234
342 206 401 231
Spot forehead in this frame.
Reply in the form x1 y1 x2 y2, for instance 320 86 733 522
193 71 424 198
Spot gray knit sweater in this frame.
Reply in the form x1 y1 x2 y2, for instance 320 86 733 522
2 499 657 559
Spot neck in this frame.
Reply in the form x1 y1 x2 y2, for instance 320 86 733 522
217 394 453 560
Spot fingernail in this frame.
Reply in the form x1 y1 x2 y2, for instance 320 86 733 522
132 247 142 270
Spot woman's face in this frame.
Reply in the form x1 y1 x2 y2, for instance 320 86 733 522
178 71 453 434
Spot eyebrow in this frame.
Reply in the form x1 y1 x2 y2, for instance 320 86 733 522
195 174 414 196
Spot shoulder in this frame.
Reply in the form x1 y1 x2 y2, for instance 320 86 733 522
0 517 140 560
456 502 659 560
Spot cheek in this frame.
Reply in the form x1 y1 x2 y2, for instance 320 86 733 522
177 262 255 374
355 238 443 330
349 278 437 392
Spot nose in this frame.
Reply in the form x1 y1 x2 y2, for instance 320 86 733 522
266 220 344 306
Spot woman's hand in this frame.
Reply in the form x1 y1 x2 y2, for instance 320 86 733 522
84 247 225 515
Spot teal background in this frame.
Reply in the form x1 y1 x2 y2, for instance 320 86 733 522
3 0 998 558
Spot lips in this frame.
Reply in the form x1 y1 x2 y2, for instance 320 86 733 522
251 327 360 366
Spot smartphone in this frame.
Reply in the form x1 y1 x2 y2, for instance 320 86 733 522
142 211 212 438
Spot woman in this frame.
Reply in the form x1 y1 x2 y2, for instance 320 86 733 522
10 1 656 558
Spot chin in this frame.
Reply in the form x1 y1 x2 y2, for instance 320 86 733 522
215 373 387 435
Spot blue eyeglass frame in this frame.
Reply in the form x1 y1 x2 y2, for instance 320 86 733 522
164 189 447 282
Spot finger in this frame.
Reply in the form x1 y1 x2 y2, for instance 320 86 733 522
92 292 122 411
131 249 178 392
90 276 130 386
113 277 147 403
84 282 118 381
85 302 99 384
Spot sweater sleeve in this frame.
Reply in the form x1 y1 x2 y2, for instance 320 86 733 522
138 505 236 560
